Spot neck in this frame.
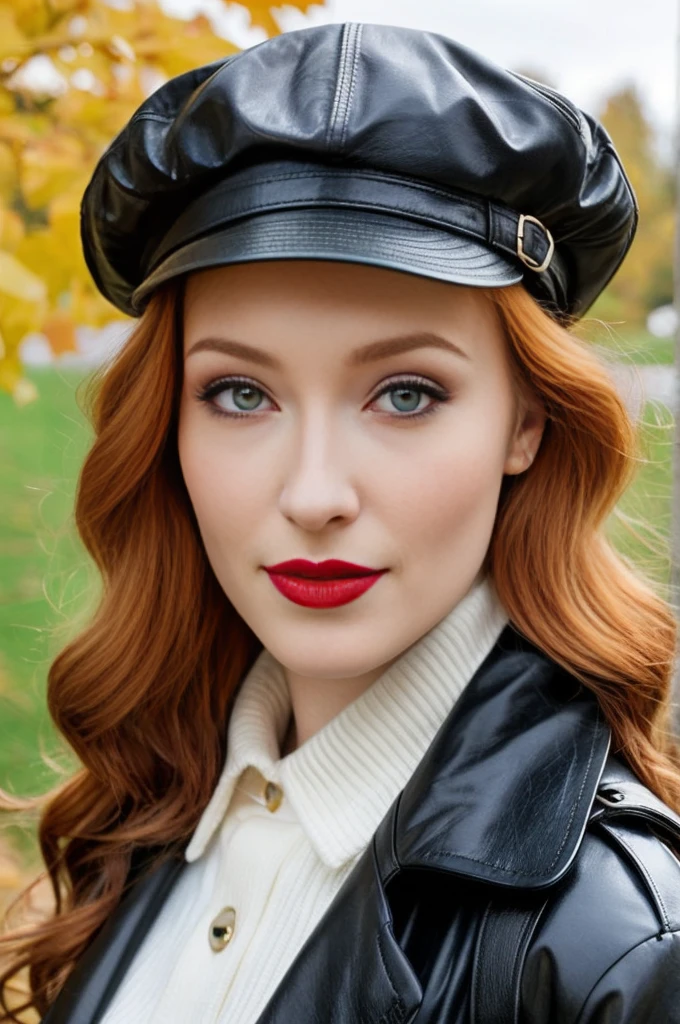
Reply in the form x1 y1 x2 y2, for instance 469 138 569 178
282 659 399 752
277 571 499 756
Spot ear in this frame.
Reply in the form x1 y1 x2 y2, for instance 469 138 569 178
503 391 547 476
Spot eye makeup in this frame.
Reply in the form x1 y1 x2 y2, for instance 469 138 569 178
193 374 452 422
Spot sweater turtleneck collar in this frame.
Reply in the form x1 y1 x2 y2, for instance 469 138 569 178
185 572 510 869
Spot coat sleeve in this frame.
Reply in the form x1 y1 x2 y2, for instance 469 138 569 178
574 930 680 1023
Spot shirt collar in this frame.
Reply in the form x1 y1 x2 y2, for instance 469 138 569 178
185 572 509 869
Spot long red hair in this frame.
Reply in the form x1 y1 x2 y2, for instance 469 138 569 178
1 279 678 1021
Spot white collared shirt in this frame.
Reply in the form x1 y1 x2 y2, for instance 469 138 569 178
100 573 509 1024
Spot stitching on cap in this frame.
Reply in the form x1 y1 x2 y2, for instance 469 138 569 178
341 23 363 148
327 23 353 147
335 24 359 149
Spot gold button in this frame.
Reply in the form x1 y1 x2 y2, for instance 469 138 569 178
264 781 283 812
209 906 236 952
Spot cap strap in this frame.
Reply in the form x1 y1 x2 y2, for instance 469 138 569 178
147 159 556 278
486 201 555 274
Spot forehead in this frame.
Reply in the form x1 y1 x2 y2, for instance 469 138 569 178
181 259 504 363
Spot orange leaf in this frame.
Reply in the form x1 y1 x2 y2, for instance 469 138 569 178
42 309 78 354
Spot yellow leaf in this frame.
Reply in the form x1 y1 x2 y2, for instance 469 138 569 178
0 87 16 117
0 9 27 62
0 141 18 200
0 291 45 365
134 12 238 74
0 116 40 146
49 0 86 12
106 35 136 62
48 187 81 223
0 250 46 303
0 207 25 253
16 228 75 301
12 0 50 38
20 132 86 209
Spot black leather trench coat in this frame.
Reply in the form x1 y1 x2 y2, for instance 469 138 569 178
43 626 680 1024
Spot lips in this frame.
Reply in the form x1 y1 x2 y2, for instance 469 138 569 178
264 559 380 579
263 559 388 608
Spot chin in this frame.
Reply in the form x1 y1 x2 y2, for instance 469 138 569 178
266 629 391 681
273 648 377 681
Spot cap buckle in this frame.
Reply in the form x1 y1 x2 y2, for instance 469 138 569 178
517 214 555 273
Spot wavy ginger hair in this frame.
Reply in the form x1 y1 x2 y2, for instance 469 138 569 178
1 278 679 1021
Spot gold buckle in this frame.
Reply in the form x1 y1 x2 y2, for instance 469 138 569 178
517 214 554 273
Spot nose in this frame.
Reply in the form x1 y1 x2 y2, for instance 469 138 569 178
277 410 360 532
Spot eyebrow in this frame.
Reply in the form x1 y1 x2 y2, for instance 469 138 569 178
185 331 470 368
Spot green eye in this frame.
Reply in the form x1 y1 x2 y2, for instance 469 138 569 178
198 377 273 417
197 374 450 421
388 386 423 413
372 377 450 419
231 385 264 411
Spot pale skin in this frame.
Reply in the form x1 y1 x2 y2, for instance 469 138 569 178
177 260 546 755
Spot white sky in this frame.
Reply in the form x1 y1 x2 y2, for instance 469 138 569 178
163 0 678 148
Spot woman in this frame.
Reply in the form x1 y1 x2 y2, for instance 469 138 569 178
1 20 680 1024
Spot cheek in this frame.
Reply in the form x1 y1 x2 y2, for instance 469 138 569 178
386 418 507 560
177 413 271 555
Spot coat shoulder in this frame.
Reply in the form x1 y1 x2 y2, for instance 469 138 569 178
522 754 680 1023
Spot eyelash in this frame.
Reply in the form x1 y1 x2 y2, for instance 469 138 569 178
194 374 451 422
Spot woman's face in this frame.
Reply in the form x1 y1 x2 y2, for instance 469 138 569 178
178 260 545 682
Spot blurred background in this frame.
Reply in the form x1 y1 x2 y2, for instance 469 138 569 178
0 0 677 919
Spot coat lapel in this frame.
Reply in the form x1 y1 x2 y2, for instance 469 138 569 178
41 853 187 1024
254 839 423 1024
393 624 612 887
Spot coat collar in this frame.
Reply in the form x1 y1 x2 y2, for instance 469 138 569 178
386 622 612 888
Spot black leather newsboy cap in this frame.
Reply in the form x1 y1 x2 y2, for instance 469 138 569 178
80 21 638 321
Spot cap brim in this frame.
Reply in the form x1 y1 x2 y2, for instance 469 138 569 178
131 206 523 314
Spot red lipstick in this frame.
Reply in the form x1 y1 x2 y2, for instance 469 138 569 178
263 559 388 609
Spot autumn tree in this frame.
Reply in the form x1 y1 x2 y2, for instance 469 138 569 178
0 0 320 404
588 83 674 328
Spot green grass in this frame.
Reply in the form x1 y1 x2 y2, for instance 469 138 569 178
0 366 675 867
583 324 675 365
0 367 95 862
604 400 673 590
